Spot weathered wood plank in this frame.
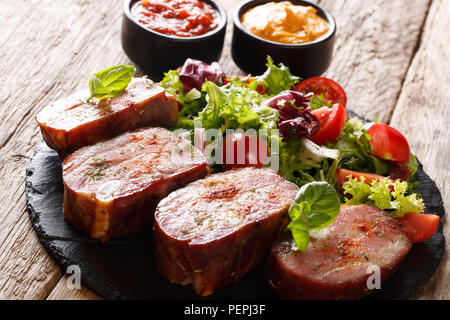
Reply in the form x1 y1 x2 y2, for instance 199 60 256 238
0 207 61 300
389 0 450 300
217 0 243 76
46 275 101 300
0 0 242 302
0 0 129 300
319 0 431 123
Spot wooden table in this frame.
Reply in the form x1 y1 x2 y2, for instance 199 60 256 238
0 0 448 300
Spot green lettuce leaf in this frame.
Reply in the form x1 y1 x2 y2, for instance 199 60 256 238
257 56 300 95
197 81 228 129
402 152 419 182
196 80 280 133
159 70 206 129
276 136 340 188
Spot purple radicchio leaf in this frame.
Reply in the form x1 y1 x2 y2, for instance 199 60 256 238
279 113 320 141
179 58 226 93
389 162 411 181
265 90 319 141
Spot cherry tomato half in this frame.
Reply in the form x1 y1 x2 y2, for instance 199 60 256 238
221 133 268 171
367 123 410 163
310 104 346 145
398 212 439 243
336 168 390 189
293 77 347 107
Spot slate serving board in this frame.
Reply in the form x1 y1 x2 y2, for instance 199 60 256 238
26 117 445 300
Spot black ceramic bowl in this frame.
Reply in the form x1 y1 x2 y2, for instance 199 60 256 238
232 0 336 78
121 0 227 80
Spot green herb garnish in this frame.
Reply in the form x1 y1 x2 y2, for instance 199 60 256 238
85 157 110 181
87 65 136 102
287 181 341 251
309 93 332 110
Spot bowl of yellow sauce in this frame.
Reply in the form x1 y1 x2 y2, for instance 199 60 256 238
232 0 336 77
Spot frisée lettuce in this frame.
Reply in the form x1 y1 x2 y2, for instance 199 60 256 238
342 177 425 217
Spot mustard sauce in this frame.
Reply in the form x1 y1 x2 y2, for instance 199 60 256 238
241 1 329 44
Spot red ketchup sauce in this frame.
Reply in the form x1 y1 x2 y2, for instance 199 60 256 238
131 0 219 37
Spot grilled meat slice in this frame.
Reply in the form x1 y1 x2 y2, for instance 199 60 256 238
63 127 209 242
37 78 178 157
153 167 299 296
266 204 412 300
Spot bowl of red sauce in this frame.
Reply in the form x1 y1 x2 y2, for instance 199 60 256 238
122 0 227 79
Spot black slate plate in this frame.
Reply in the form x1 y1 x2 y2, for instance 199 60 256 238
26 120 445 300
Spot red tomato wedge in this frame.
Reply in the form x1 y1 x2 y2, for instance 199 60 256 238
367 123 410 163
311 105 333 123
336 168 389 188
293 77 347 107
221 133 268 171
310 104 346 145
398 212 440 243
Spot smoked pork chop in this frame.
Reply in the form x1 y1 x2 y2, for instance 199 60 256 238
37 78 178 157
153 167 299 296
63 127 209 242
266 204 412 300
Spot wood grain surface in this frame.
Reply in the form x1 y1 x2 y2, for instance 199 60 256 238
390 0 450 300
0 0 447 300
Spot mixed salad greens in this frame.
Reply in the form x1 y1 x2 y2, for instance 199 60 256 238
156 57 438 250
83 59 438 251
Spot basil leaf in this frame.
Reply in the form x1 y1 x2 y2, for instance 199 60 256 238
288 217 310 251
287 181 341 251
294 181 341 229
88 65 136 102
